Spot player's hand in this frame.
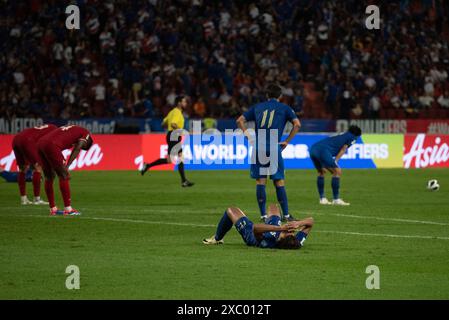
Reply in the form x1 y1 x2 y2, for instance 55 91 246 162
279 141 288 150
244 130 255 145
283 222 297 232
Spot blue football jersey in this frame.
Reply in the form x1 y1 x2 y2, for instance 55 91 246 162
243 99 297 150
258 215 282 249
313 132 358 156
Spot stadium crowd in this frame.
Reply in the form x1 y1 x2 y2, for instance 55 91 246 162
1 0 449 121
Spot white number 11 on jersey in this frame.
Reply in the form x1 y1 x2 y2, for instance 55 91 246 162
260 110 275 128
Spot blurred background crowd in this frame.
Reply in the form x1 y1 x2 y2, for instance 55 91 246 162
1 0 449 121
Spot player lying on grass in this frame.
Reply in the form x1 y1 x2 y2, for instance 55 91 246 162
309 125 362 206
203 204 313 249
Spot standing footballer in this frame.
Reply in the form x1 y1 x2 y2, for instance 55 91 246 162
237 84 301 222
140 95 194 187
12 124 58 205
37 125 93 215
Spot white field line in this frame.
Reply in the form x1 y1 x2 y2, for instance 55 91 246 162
308 212 449 226
2 206 449 226
8 214 449 241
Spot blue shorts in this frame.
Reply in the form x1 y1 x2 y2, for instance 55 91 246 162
250 149 285 180
234 217 258 247
310 146 338 170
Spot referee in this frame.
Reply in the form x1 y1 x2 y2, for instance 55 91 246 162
141 95 194 187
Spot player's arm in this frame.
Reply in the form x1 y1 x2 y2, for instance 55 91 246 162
237 106 256 139
162 115 169 128
253 223 294 236
66 140 86 167
288 217 314 234
236 115 248 134
335 145 349 163
288 218 314 230
279 118 301 150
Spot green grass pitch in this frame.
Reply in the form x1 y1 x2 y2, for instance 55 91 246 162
0 169 448 299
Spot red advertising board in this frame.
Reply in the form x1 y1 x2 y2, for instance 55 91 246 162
406 120 449 134
404 134 449 168
0 134 147 171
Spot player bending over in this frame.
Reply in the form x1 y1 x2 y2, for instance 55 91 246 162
37 125 93 216
203 204 313 250
12 124 58 205
309 125 362 206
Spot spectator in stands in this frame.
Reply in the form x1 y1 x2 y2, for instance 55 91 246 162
1 0 449 122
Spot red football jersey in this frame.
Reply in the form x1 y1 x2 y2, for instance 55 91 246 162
17 124 58 142
41 125 92 150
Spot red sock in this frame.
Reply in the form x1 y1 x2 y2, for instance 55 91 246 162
45 179 55 208
59 178 71 207
32 172 41 197
18 172 26 196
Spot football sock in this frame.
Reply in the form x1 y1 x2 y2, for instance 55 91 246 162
317 176 325 199
148 158 168 168
215 210 233 241
332 176 340 200
59 178 71 207
18 171 26 196
256 185 266 216
178 161 187 183
45 179 56 208
275 186 289 216
32 171 41 197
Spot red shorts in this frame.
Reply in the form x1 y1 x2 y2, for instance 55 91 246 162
12 136 41 167
37 139 65 173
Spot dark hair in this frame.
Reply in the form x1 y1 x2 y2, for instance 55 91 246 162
348 125 362 136
276 234 301 250
266 84 283 99
175 95 185 106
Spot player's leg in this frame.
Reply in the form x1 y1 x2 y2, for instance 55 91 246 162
203 207 247 244
12 144 31 204
178 149 194 187
18 164 32 204
267 203 281 218
29 164 48 205
140 132 172 175
271 155 293 220
326 167 349 205
310 148 330 204
273 179 293 220
255 178 267 220
26 145 48 205
53 164 79 215
38 147 58 214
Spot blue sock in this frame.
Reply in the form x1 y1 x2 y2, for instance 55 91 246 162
256 185 266 216
275 186 289 216
215 210 233 241
331 177 340 200
317 176 325 199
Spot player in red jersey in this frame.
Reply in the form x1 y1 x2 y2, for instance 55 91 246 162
37 125 93 216
12 124 58 205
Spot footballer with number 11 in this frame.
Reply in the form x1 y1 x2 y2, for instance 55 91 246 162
237 84 301 222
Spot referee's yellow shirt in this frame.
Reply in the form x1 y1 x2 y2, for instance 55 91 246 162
163 107 184 131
